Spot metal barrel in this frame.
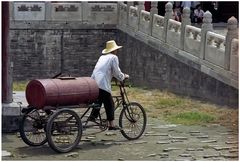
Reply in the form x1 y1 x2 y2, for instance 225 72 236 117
25 77 99 109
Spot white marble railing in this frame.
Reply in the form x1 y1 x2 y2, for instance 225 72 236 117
50 3 82 21
11 2 118 24
205 32 226 68
139 10 150 35
117 2 239 89
184 25 201 57
152 14 165 41
167 19 181 49
230 38 239 75
128 6 138 30
118 3 127 26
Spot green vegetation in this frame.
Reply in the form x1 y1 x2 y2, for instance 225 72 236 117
156 98 186 108
167 111 215 125
13 81 28 91
113 86 238 130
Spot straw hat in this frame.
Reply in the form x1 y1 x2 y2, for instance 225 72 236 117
102 40 122 54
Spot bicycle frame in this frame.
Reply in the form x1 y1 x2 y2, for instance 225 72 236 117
79 81 129 122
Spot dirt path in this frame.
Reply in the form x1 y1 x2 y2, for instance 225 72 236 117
2 117 238 161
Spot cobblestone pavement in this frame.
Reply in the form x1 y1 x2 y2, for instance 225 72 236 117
2 117 238 161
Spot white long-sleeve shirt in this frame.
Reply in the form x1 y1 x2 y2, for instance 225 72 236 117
91 53 125 93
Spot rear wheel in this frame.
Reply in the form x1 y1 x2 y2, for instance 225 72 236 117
119 102 147 140
19 109 48 146
46 109 82 153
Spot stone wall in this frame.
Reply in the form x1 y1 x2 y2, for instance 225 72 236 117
117 30 238 107
10 27 117 80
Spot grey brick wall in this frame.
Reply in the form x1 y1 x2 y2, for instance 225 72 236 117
10 29 117 80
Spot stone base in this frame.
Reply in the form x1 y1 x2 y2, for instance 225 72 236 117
2 103 22 133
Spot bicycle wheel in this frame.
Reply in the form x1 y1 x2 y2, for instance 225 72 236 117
46 108 82 153
19 109 48 146
119 102 147 140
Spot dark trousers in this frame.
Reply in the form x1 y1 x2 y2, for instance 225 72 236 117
90 89 115 121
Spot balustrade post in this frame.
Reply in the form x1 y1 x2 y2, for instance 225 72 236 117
127 2 134 26
200 11 213 60
137 1 145 31
82 1 88 23
9 2 14 20
117 2 122 25
225 16 238 70
180 7 191 50
163 2 173 42
45 2 51 21
149 1 158 35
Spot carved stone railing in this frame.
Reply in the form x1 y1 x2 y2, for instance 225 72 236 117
184 25 201 57
116 1 239 89
88 3 118 24
50 3 82 21
230 38 239 75
139 10 150 35
166 19 181 49
11 2 118 24
13 2 45 20
128 6 138 30
118 2 127 26
152 14 164 41
205 32 226 68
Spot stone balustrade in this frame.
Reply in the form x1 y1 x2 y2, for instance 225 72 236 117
118 2 127 26
230 38 239 75
167 19 181 49
11 2 118 24
184 25 201 57
139 10 151 35
128 6 138 30
205 32 226 68
117 2 238 89
152 14 164 41
49 3 82 21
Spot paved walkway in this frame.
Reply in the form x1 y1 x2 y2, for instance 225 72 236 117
2 92 239 161
2 115 239 160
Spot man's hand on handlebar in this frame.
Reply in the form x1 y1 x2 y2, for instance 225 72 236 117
124 74 130 80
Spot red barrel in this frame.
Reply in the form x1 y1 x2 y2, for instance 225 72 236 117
25 77 99 109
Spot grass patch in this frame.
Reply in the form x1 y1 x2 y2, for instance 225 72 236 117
13 81 28 91
167 111 215 125
156 98 186 108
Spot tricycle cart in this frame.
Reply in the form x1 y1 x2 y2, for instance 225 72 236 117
19 77 147 153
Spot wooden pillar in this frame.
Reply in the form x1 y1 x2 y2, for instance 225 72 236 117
2 2 12 103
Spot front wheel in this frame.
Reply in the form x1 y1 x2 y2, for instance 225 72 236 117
119 102 147 140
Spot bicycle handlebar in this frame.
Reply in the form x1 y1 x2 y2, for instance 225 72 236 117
111 78 130 87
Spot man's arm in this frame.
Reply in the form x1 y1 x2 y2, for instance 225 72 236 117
111 56 125 81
